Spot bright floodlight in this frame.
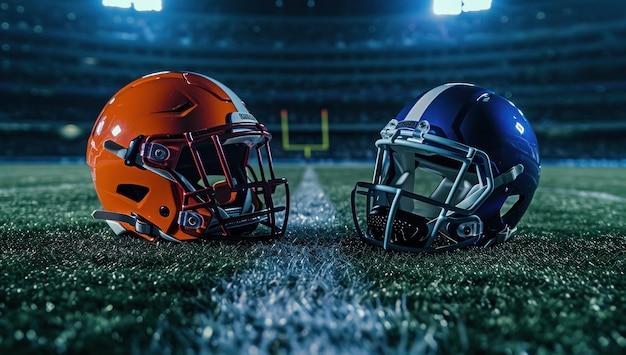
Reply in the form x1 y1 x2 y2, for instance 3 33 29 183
433 0 462 15
102 0 162 11
463 0 492 12
433 0 492 15
102 0 131 9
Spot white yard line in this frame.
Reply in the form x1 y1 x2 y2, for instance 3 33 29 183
287 165 336 228
180 165 429 353
540 187 626 202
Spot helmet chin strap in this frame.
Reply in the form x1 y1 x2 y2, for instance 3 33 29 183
91 210 181 243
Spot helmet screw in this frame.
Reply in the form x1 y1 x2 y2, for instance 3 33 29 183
417 120 430 137
159 206 170 217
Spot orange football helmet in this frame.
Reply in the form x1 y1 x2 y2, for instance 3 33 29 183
86 71 289 242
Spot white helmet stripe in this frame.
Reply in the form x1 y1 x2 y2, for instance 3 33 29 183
404 83 474 122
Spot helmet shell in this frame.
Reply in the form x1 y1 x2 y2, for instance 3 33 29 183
396 83 540 238
87 71 286 241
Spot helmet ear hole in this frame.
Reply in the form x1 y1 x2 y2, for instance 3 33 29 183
500 194 520 218
116 184 149 203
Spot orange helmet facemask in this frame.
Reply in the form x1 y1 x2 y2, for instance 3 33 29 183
86 71 289 242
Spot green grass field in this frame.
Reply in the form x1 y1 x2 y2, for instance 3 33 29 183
1 163 625 354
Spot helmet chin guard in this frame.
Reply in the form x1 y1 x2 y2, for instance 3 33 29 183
353 181 486 253
367 206 430 247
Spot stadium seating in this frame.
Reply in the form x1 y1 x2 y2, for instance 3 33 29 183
1 0 625 159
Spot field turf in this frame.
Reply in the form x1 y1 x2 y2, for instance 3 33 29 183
1 163 625 354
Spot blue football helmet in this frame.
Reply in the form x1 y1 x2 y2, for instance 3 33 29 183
351 83 540 252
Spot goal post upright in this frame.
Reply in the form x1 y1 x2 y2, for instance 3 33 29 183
280 108 330 159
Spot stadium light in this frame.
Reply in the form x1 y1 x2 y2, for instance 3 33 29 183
462 0 492 12
102 0 131 9
433 0 462 15
433 0 492 15
102 0 162 12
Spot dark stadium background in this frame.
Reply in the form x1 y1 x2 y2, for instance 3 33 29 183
1 0 625 162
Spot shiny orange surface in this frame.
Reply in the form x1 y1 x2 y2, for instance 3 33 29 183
87 71 248 241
